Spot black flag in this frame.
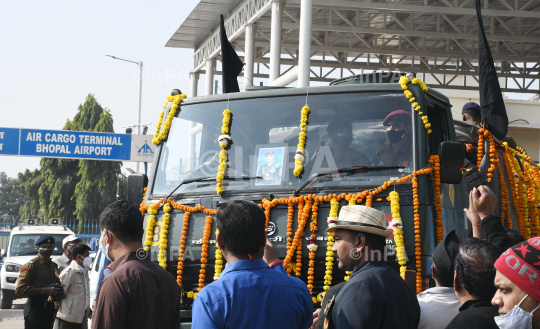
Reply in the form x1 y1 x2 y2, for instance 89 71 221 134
475 0 508 140
220 14 244 93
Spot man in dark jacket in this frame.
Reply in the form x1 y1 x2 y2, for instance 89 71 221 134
324 205 420 329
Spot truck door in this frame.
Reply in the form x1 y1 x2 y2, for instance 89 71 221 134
425 96 468 242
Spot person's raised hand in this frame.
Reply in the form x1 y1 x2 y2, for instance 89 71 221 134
312 308 321 329
464 189 481 226
471 185 497 219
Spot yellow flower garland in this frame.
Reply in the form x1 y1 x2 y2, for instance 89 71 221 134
216 109 232 195
158 203 171 268
143 204 159 251
153 93 187 145
214 229 224 280
399 76 431 134
324 198 339 291
390 191 407 279
294 105 310 177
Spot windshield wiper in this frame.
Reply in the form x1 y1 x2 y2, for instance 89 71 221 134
163 175 262 201
294 165 405 196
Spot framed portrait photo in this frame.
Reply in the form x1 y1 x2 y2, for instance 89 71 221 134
253 144 288 186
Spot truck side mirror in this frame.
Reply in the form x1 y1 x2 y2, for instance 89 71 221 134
1 249 6 258
127 174 149 205
438 141 465 184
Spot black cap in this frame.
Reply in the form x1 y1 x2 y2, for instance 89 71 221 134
432 230 460 274
35 235 55 246
462 102 481 114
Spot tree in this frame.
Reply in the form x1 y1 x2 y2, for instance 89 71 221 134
17 94 123 222
0 172 22 219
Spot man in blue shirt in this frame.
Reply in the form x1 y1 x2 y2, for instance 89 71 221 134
191 200 313 329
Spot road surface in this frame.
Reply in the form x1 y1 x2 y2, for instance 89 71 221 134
0 299 24 328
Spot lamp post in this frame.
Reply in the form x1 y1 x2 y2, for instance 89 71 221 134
106 55 143 173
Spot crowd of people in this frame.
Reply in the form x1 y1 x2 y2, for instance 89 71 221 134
13 176 540 329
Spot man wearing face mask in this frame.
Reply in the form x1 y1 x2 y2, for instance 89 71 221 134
326 117 369 169
92 200 180 329
16 235 62 329
374 110 413 166
56 244 92 329
54 235 82 275
491 238 540 329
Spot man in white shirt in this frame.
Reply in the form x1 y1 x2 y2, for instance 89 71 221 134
417 230 461 329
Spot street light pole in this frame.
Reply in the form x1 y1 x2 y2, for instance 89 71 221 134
106 55 143 173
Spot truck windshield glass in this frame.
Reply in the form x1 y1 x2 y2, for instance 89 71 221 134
152 92 414 195
9 234 69 257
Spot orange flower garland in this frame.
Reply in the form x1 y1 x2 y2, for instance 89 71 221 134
486 131 497 183
198 215 213 291
477 128 485 168
176 211 191 286
287 198 294 249
307 200 319 297
139 187 148 215
290 197 312 276
430 155 443 244
495 150 509 227
412 173 422 293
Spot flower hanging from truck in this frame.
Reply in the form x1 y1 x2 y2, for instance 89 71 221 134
153 93 187 145
399 75 431 134
294 105 310 177
389 191 407 279
216 109 232 194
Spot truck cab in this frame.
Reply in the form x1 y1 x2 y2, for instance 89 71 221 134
0 222 74 309
136 74 471 324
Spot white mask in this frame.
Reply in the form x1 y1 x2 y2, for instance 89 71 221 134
494 294 540 329
83 256 92 268
101 230 112 262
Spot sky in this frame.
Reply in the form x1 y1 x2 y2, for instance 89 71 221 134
0 1 201 178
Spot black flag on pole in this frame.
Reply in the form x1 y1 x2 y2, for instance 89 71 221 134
475 0 508 140
220 14 244 93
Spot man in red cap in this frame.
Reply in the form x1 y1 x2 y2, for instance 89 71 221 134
374 110 412 166
492 238 540 328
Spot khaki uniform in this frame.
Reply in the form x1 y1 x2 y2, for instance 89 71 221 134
16 255 61 329
374 141 413 167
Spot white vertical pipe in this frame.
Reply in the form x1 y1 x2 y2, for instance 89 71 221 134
244 24 256 89
269 1 283 83
189 72 199 97
188 72 199 171
298 0 313 87
205 59 215 95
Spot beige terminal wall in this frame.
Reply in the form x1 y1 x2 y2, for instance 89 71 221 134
435 89 540 163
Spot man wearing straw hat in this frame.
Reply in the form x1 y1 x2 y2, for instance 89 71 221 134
322 205 420 329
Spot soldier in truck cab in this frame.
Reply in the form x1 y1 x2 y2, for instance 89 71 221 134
325 117 369 168
374 110 413 167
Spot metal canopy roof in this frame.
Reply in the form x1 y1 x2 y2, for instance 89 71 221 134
167 0 540 93
166 0 244 48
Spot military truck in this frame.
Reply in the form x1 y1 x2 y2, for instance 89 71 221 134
128 72 538 324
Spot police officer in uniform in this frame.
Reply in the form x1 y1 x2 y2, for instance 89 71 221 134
16 235 62 329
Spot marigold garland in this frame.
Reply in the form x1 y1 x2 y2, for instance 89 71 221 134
294 105 310 177
197 216 213 291
153 93 187 145
157 203 172 268
285 196 312 275
495 150 509 227
412 174 422 293
324 198 339 291
139 187 148 215
287 198 295 249
344 271 352 281
216 109 232 194
176 211 190 286
307 200 319 297
143 202 161 251
399 75 431 134
486 130 497 183
214 229 223 280
390 191 407 279
430 155 443 244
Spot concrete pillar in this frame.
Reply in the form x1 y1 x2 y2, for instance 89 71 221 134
244 24 256 89
189 72 199 98
269 1 283 83
298 0 313 87
205 59 215 95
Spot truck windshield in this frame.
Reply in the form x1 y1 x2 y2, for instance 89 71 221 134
9 234 68 257
153 92 414 195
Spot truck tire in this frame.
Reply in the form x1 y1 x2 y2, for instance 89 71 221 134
0 289 12 309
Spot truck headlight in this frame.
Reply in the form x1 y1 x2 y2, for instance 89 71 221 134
5 264 22 273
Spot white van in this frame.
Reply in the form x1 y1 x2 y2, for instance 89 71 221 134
0 223 75 309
